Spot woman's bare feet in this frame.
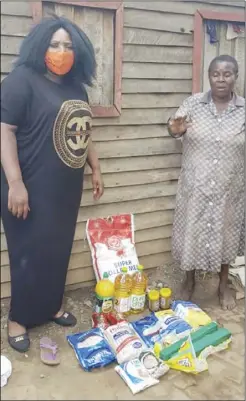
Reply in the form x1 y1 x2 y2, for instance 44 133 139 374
219 264 236 310
219 285 236 310
180 270 195 301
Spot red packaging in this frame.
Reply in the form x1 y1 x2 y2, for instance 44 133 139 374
91 312 110 330
86 214 139 283
106 311 125 326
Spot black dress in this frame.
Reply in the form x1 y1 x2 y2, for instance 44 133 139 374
1 66 92 328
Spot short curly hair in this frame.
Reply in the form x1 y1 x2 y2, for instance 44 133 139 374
208 54 239 75
15 15 96 86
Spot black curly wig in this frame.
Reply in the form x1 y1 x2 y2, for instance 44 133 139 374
15 15 96 86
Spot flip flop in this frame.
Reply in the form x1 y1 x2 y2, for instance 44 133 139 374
40 337 60 366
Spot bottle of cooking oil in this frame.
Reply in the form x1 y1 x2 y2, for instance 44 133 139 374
130 265 148 314
114 266 132 316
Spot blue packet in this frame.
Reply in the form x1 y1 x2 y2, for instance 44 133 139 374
131 314 162 348
67 328 115 371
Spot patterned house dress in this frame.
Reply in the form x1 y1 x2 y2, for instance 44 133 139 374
172 91 245 272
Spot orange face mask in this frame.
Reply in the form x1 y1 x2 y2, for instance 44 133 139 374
45 51 74 76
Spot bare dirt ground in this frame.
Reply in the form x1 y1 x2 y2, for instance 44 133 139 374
1 264 245 400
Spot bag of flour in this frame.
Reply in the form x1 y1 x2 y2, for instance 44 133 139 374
86 214 139 282
104 321 146 364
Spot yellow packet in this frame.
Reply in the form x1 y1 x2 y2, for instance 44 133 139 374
155 309 174 319
171 301 211 328
165 336 208 374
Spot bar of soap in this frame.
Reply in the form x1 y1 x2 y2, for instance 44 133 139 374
194 327 231 356
160 321 218 361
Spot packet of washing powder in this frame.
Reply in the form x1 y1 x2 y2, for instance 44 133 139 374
131 314 162 348
171 301 211 328
104 321 146 364
138 350 169 379
115 359 159 394
165 335 208 374
67 328 115 371
155 310 192 345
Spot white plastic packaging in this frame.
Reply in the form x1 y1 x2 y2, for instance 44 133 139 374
86 214 139 283
1 355 12 388
104 321 146 364
138 350 169 379
115 359 159 394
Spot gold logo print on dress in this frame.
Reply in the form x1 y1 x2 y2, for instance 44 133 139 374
53 100 92 169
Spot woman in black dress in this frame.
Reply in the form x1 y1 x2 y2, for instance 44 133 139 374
1 16 104 352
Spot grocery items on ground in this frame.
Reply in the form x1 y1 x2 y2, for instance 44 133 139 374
155 310 192 345
115 359 159 394
130 265 148 314
148 289 160 312
95 272 114 314
159 287 172 310
91 311 125 330
104 321 146 364
138 350 169 379
131 311 192 350
156 321 232 374
115 350 170 395
164 335 208 374
131 314 162 348
67 257 232 394
67 300 232 393
114 267 132 315
67 328 115 371
86 214 139 282
1 355 12 388
171 301 212 328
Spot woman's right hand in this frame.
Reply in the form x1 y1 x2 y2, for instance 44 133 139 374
168 116 191 137
8 180 30 219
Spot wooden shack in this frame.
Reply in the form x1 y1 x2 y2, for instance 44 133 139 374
1 0 245 298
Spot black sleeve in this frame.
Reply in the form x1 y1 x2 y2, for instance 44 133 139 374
1 66 31 127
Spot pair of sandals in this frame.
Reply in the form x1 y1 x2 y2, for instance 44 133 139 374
8 311 77 353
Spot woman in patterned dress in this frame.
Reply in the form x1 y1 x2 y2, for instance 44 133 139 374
1 16 104 352
168 55 245 310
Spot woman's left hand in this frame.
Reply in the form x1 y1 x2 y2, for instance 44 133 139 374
91 168 104 201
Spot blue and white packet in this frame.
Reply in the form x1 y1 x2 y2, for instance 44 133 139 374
131 314 162 348
115 359 159 394
67 328 115 371
155 310 192 344
171 300 211 328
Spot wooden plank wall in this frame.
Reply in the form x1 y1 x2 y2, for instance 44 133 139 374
0 1 244 298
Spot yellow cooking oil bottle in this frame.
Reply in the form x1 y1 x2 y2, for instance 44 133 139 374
114 267 132 316
130 265 148 314
95 272 115 314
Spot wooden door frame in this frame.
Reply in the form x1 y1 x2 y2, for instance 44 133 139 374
31 1 123 118
193 9 245 93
